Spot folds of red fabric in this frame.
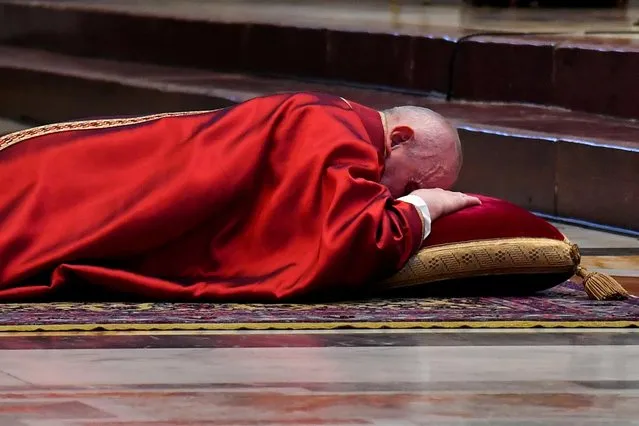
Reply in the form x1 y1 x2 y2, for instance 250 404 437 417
0 92 422 301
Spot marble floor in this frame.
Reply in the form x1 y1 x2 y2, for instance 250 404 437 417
0 330 638 425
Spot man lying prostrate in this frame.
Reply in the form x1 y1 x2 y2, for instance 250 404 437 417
0 92 480 301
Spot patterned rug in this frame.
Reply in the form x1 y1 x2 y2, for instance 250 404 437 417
0 281 637 332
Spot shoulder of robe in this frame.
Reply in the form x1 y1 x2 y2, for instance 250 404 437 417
280 92 354 112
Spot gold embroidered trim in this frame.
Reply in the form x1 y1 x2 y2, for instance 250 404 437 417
379 111 389 158
0 109 220 153
0 319 637 333
383 237 578 289
339 97 354 110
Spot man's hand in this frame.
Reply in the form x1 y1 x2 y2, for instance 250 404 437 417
409 188 481 221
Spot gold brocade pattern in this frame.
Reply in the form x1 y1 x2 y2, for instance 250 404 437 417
1 320 638 333
0 110 219 153
383 237 578 289
0 280 636 332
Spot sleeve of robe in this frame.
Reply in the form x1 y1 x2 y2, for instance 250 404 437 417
258 95 425 298
0 92 424 301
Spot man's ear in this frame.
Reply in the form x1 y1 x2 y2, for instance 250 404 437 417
390 126 414 148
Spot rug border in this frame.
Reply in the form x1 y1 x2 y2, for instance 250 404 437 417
1 320 637 332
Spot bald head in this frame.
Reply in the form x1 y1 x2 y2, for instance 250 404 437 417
379 106 462 198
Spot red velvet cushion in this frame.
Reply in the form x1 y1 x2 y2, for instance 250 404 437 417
382 195 576 297
423 195 564 248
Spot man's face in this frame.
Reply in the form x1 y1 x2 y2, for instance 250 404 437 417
381 143 459 198
381 148 416 198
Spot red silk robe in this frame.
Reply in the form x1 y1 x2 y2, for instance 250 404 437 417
0 92 423 301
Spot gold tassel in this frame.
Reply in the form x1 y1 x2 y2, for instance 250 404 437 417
576 267 630 301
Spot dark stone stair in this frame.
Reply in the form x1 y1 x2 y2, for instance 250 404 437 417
2 1 639 118
1 46 636 231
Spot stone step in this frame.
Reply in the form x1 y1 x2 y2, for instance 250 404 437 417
2 0 639 118
0 46 637 232
0 117 28 136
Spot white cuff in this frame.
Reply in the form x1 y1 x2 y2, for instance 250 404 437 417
398 194 432 242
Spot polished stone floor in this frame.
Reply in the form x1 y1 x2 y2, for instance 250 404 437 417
0 330 638 425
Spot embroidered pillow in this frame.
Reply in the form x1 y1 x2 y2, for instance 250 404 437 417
381 195 628 300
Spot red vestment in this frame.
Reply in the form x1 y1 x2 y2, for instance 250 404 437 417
0 92 423 301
